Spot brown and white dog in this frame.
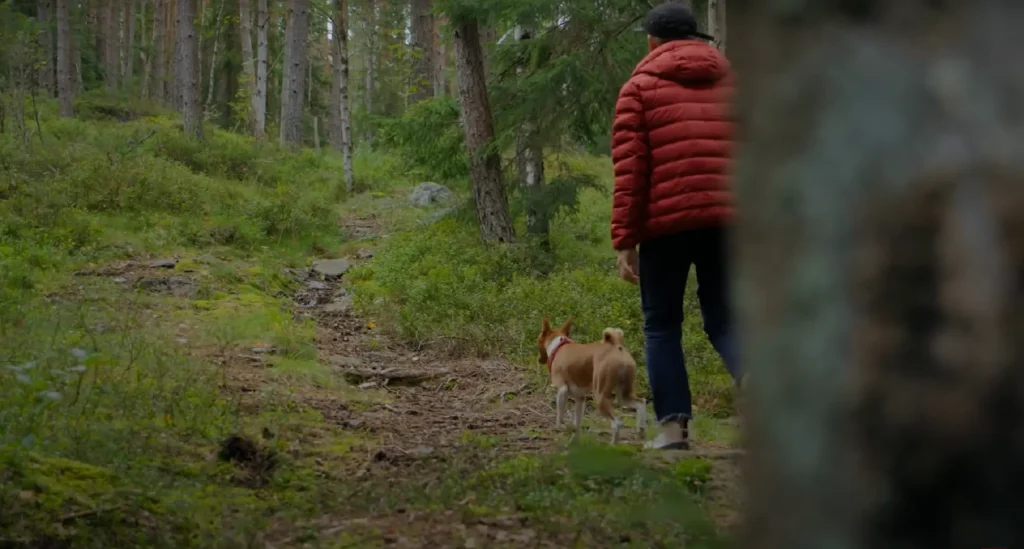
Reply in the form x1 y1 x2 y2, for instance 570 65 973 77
537 316 647 444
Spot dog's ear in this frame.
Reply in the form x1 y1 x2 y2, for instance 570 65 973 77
561 316 573 335
541 316 551 333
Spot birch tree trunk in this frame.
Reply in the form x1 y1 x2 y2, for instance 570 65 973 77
279 0 309 146
432 15 446 98
253 0 269 137
732 1 1024 548
167 0 178 107
37 0 55 96
329 0 354 191
205 0 225 107
513 26 547 244
176 0 203 139
151 0 165 101
409 0 433 103
56 0 73 116
707 0 724 52
452 18 515 244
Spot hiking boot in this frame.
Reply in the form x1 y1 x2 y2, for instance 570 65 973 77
643 418 689 450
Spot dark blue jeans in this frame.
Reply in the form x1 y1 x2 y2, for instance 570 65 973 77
639 227 740 422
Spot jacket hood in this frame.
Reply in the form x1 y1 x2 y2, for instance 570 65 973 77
632 40 730 85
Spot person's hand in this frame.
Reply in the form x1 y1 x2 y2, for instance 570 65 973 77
616 248 639 284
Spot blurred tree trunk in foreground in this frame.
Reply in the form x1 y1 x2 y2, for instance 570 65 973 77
731 1 1024 548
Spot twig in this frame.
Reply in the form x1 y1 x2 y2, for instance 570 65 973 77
60 504 124 522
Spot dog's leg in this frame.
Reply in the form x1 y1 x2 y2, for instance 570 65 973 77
555 386 568 429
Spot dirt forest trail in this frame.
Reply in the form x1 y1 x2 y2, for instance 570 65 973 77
219 212 745 547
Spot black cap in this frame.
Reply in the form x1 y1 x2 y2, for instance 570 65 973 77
640 3 714 42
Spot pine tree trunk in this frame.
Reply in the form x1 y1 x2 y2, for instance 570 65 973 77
103 0 119 88
205 0 225 107
432 14 445 98
329 0 354 191
239 0 256 132
167 0 178 108
123 0 135 80
409 0 433 103
139 0 149 94
453 19 515 244
56 0 73 116
176 0 203 139
37 0 55 96
253 0 269 137
279 0 309 146
152 0 165 101
364 0 375 120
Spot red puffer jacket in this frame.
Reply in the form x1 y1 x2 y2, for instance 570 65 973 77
610 40 735 250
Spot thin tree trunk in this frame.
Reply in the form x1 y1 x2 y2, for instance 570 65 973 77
37 0 55 96
239 0 256 133
140 0 149 95
103 0 119 88
152 0 165 101
279 0 309 146
707 0 724 51
409 0 433 103
123 0 135 80
452 18 515 244
176 0 203 139
167 0 177 107
513 26 547 245
205 0 225 107
56 0 73 116
329 0 353 190
253 0 268 137
364 0 375 119
432 14 445 98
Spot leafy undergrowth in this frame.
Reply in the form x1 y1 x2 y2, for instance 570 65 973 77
0 98 741 547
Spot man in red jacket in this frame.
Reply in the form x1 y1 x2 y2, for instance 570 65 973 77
611 3 739 450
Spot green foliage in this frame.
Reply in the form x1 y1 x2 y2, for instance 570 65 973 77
380 97 468 182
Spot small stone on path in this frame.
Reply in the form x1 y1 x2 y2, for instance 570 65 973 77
311 258 351 278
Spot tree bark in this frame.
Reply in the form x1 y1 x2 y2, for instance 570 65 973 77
56 0 73 116
252 0 269 137
205 0 225 107
176 0 203 139
239 0 256 132
37 0 55 96
151 0 165 101
707 0 725 52
167 0 178 107
409 0 433 103
102 0 119 88
453 19 515 244
364 0 376 120
279 0 310 146
732 1 1024 549
329 0 354 191
123 0 135 80
432 14 445 98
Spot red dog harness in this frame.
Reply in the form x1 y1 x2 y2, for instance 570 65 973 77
545 335 574 372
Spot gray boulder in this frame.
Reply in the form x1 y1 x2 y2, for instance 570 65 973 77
408 182 455 207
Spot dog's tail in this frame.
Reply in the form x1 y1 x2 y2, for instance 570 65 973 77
602 327 625 350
